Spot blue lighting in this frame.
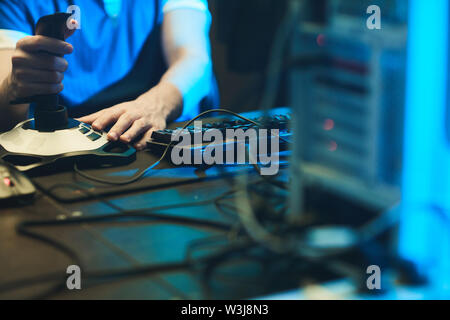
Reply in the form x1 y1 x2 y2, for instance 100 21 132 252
400 0 450 297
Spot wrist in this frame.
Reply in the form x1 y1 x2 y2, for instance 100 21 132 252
137 81 183 122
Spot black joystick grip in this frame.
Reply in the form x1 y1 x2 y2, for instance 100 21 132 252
35 12 71 41
11 13 72 131
34 13 71 112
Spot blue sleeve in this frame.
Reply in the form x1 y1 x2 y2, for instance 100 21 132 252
0 0 34 34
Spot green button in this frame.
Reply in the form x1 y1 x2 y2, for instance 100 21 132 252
87 132 101 141
79 127 90 134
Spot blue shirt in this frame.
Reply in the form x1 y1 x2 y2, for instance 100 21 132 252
0 0 210 120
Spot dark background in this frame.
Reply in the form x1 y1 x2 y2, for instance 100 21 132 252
208 0 288 112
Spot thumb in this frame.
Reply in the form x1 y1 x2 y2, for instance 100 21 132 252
64 19 78 40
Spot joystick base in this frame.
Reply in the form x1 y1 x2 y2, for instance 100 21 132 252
34 105 71 131
0 119 136 171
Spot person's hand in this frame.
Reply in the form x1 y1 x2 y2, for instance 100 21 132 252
6 24 77 102
78 83 182 151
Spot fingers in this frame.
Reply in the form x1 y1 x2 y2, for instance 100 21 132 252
121 115 165 149
65 29 76 40
134 130 155 151
10 55 66 99
77 110 104 124
12 50 68 72
65 19 78 39
133 118 166 150
16 35 73 56
12 81 63 98
119 120 150 144
78 103 167 151
14 68 64 84
8 35 72 101
92 108 125 131
107 114 137 141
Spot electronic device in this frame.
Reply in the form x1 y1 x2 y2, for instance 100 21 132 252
289 0 449 297
0 159 35 202
0 13 136 172
289 0 406 213
150 114 290 144
147 114 291 165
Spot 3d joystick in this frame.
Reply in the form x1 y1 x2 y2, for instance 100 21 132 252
11 13 73 131
0 13 136 172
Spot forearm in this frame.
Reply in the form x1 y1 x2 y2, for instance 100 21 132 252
136 51 212 123
158 8 213 121
78 57 209 149
77 8 213 150
135 80 183 123
159 50 212 118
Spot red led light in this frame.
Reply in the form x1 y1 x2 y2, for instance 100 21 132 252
323 119 335 131
316 34 326 47
3 177 12 187
328 141 338 152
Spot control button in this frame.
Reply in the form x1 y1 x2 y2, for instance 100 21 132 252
3 177 13 187
87 132 101 141
79 127 90 134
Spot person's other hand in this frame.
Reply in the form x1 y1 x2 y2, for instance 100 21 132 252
7 21 77 101
78 83 182 151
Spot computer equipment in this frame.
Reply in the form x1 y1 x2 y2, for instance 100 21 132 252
147 113 291 165
0 13 136 172
289 0 449 297
289 0 407 213
0 159 35 202
150 114 290 144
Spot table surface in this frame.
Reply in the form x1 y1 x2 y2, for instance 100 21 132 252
2 107 411 300
0 108 305 300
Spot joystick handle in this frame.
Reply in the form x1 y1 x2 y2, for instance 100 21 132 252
34 13 72 111
11 13 72 131
35 12 71 41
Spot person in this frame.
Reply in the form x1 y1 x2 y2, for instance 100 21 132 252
0 0 214 150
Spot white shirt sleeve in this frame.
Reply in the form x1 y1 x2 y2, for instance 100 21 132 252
162 0 209 14
0 29 29 50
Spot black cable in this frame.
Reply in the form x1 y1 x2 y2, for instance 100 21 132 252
187 239 258 299
4 0 397 298
57 1 299 295
74 108 289 185
0 209 235 299
215 1 301 254
3 177 397 299
17 212 233 232
0 182 248 299
2 223 85 300
47 182 233 216
5 112 290 298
